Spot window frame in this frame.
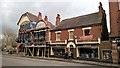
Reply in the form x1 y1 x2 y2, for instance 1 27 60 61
82 27 91 36
68 29 74 40
55 31 61 41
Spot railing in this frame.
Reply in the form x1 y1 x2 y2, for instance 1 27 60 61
75 38 101 44
50 40 67 45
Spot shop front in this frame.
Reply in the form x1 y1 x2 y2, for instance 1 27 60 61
52 45 65 58
78 45 99 60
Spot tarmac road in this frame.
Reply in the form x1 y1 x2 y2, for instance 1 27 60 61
2 55 117 68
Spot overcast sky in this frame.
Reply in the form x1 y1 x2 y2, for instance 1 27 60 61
0 0 110 35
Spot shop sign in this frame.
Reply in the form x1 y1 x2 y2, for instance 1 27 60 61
83 45 91 47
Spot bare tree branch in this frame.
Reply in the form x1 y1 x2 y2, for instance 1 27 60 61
2 27 17 48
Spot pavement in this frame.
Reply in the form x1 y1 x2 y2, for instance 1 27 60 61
2 52 120 68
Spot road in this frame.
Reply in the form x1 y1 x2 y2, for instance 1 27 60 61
2 55 114 68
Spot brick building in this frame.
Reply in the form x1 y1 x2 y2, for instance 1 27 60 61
109 0 120 64
50 3 111 61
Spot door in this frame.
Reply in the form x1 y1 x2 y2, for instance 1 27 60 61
70 45 74 58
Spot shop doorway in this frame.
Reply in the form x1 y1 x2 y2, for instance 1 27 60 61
70 45 74 58
67 42 76 58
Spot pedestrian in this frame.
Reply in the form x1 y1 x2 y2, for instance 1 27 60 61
68 51 72 60
64 51 68 59
71 51 73 59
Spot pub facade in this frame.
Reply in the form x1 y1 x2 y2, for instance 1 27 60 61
50 3 111 61
17 12 54 57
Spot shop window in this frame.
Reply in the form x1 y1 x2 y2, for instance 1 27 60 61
103 50 112 60
79 48 98 59
56 33 61 41
53 47 65 57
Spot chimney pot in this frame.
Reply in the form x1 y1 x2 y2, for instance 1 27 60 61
44 16 48 21
56 14 61 26
38 12 42 21
98 2 104 18
44 16 51 28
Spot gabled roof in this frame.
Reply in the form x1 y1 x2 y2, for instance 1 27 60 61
17 12 55 29
17 12 38 25
52 12 102 30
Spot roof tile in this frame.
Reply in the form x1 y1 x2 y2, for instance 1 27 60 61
52 12 101 30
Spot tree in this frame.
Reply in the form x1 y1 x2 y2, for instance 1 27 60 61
2 27 17 51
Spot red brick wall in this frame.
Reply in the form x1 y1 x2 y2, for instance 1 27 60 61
74 27 82 39
109 2 119 36
61 30 69 40
50 25 101 41
118 11 120 35
51 31 56 41
91 25 101 39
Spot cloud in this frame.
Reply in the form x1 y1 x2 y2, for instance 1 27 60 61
1 0 110 35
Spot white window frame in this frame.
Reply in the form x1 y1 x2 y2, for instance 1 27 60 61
82 27 91 36
55 31 61 41
68 29 74 40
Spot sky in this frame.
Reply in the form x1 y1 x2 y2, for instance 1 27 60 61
0 0 110 35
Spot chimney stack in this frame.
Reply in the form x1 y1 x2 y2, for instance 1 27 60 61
38 12 42 21
44 16 50 28
44 16 48 23
98 2 105 18
56 14 61 26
